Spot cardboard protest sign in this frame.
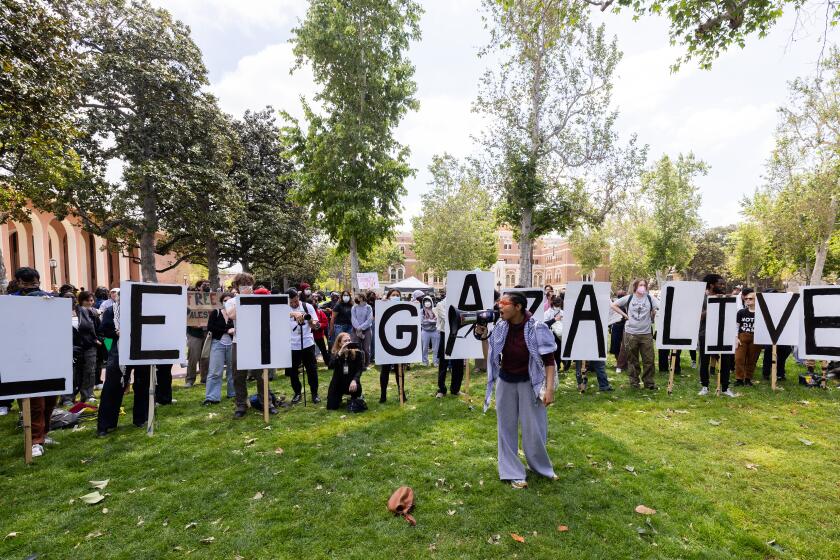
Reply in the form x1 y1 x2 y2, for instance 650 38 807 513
0 296 72 399
356 272 381 291
754 292 800 346
119 282 187 366
234 294 292 369
187 291 220 327
375 300 422 365
444 271 495 359
704 296 738 355
561 282 611 361
798 286 840 361
502 288 545 322
655 281 706 350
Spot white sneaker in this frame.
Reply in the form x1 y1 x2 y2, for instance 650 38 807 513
43 436 58 446
511 479 528 489
31 444 44 457
691 361 697 369
94 384 103 391
698 386 709 396
0 406 8 416
435 392 444 398
723 389 739 398
615 368 622 373
86 397 97 404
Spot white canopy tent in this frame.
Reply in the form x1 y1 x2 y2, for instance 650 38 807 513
385 276 432 292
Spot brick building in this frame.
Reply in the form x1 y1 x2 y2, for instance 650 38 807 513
1 205 192 291
387 229 609 291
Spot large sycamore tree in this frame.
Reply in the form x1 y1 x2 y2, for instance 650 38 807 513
286 0 422 289
412 154 498 276
477 0 645 286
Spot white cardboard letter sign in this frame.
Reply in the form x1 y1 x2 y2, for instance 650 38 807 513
655 281 706 350
502 288 545 322
704 296 738 355
119 281 187 365
444 271 495 360
375 300 422 365
754 292 800 346
799 286 840 361
561 282 611 361
0 296 72 399
235 295 292 369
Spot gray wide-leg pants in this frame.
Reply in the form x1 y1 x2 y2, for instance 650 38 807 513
495 378 555 481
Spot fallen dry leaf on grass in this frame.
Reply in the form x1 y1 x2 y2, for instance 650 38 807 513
745 463 758 470
274 448 284 455
200 536 215 544
102 508 109 514
86 531 103 540
487 534 501 545
89 479 109 490
557 525 569 532
635 505 656 515
185 522 197 530
798 438 814 446
252 492 264 500
510 533 525 543
4 532 19 540
80 491 105 505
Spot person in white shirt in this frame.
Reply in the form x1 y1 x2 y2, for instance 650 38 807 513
285 288 321 404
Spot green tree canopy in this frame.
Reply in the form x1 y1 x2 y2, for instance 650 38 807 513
286 0 422 289
411 154 498 276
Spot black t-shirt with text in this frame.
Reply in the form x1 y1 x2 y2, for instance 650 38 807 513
737 308 755 334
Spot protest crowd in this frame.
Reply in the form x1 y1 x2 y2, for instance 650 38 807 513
1 265 836 489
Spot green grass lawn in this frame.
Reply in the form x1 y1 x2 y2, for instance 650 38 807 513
2 355 840 560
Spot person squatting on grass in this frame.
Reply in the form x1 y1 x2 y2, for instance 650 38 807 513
477 291 558 489
734 288 761 387
326 332 365 410
611 279 659 390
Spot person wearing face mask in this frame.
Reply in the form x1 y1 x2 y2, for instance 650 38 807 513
203 292 237 405
734 288 761 387
434 290 465 398
366 291 378 364
75 291 102 404
611 279 659 390
697 274 736 397
419 296 439 367
351 293 374 368
380 289 408 402
330 290 354 344
299 282 313 303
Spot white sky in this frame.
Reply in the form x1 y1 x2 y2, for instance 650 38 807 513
154 0 838 230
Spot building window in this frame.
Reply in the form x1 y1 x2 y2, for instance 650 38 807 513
399 245 405 254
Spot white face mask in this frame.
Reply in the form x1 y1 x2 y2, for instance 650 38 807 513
304 290 311 296
342 296 351 303
390 296 400 302
636 286 647 296
424 301 432 308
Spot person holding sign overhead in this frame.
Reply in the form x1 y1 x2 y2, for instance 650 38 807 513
476 291 558 489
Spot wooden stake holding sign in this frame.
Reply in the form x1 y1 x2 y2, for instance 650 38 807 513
147 365 157 436
667 351 678 395
22 399 32 464
262 369 270 423
771 344 778 391
711 355 721 396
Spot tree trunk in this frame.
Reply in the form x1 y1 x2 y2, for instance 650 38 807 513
518 209 533 286
810 196 838 286
654 269 665 289
206 237 220 290
140 182 158 282
349 235 360 290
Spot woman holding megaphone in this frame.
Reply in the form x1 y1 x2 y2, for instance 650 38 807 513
475 292 558 489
